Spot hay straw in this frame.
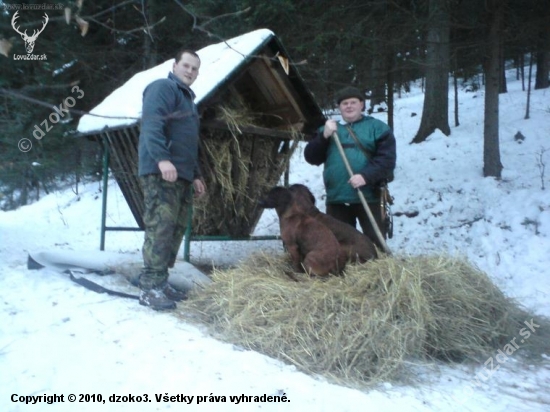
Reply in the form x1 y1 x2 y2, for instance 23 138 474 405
191 99 301 236
178 253 550 388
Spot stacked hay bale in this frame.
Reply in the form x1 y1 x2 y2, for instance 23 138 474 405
179 253 550 387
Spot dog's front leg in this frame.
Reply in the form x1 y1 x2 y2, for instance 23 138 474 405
286 244 305 273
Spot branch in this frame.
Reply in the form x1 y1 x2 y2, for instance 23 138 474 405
0 0 138 30
0 87 140 122
171 0 306 68
1 86 196 126
172 0 251 53
135 0 153 42
451 216 484 228
171 0 197 31
86 15 166 36
199 7 252 30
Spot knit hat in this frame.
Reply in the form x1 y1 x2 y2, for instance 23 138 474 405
335 86 365 104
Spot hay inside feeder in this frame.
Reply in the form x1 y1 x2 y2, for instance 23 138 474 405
192 103 299 236
178 253 550 388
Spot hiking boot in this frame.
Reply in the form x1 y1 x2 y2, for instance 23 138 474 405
139 288 176 311
161 282 188 302
128 274 141 287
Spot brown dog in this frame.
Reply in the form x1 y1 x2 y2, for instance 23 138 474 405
259 187 347 277
288 184 377 262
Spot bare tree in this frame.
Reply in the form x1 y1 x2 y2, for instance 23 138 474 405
535 50 550 90
534 14 550 90
525 52 534 119
411 0 451 143
141 0 159 70
483 0 504 178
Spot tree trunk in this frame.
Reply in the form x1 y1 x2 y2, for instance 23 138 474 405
387 51 395 131
411 0 451 143
535 51 550 89
525 52 534 120
75 144 81 195
520 53 525 91
535 19 550 90
483 2 503 178
453 70 459 127
453 52 459 127
499 41 507 93
369 43 387 113
142 0 158 70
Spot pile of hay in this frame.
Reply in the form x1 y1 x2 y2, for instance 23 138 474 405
179 253 550 387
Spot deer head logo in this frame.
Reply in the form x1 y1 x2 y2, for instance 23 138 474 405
11 11 49 54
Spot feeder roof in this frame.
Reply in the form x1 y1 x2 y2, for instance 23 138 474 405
77 29 324 135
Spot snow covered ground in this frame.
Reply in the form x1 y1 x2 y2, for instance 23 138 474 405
1 69 549 411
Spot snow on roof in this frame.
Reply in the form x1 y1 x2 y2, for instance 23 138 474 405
77 29 274 134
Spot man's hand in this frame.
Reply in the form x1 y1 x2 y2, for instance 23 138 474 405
193 178 206 198
323 119 338 139
158 160 177 182
348 174 366 189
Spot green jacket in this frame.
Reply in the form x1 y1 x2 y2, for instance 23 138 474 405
304 115 396 204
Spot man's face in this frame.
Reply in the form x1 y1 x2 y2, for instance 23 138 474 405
339 98 364 123
173 53 200 86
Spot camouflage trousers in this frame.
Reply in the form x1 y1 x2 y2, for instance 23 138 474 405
138 174 191 290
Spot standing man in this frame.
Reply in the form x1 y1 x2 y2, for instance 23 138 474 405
137 49 206 310
304 86 396 249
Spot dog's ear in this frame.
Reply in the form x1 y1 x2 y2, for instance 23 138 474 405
290 184 316 206
306 189 315 205
258 187 276 208
280 187 292 203
259 186 288 208
271 186 287 197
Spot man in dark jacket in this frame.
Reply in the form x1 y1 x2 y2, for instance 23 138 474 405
137 49 206 310
304 86 396 249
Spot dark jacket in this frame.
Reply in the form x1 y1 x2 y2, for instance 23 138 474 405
304 115 396 203
138 72 201 182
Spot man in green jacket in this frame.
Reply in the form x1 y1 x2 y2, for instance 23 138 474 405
304 86 396 249
137 49 206 310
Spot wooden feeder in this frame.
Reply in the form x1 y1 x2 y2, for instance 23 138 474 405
77 29 325 258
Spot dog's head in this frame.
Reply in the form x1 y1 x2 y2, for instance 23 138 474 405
288 184 316 205
288 183 319 215
258 186 293 214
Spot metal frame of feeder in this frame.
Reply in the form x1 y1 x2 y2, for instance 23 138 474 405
99 135 287 260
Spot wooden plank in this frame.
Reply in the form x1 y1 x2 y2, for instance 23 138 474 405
201 120 303 140
259 55 305 121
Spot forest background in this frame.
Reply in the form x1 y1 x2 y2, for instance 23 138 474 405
0 0 548 210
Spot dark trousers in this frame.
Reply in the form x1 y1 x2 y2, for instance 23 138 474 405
326 202 385 250
139 174 191 290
